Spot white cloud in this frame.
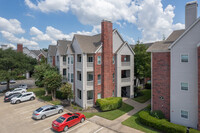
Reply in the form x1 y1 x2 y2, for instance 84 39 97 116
30 25 100 45
1 31 38 46
0 42 16 49
0 17 25 34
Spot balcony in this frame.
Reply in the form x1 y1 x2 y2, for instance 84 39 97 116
121 77 130 82
87 62 93 67
63 62 66 66
87 81 93 86
87 100 93 105
122 62 130 66
77 62 81 69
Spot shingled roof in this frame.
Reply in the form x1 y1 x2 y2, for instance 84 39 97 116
74 34 101 53
57 40 72 55
147 29 185 52
48 45 57 56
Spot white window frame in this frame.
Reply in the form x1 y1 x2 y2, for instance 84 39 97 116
180 110 189 119
97 56 101 65
97 93 101 99
180 54 189 63
180 82 188 91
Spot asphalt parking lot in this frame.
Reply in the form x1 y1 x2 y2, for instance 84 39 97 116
0 95 116 133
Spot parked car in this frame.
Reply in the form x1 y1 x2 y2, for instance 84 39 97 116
5 88 26 96
10 80 16 84
4 93 21 102
52 113 86 132
32 105 64 120
10 92 35 104
18 84 28 89
0 81 7 85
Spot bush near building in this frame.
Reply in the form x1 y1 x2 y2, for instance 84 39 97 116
96 97 122 111
139 111 188 133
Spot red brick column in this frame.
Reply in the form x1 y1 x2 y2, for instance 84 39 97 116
101 20 114 98
197 47 200 130
53 56 55 66
17 44 23 53
152 52 170 120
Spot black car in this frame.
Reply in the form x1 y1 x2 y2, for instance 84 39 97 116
4 93 21 102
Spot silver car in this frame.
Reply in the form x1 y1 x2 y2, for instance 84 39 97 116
10 92 35 104
32 105 64 120
5 88 26 96
18 84 28 89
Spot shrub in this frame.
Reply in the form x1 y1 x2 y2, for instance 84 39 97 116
35 80 44 87
16 75 26 80
138 111 186 133
56 90 65 100
190 128 200 133
96 97 122 111
150 110 165 119
145 83 151 89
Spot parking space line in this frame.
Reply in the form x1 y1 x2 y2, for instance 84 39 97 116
33 112 65 125
43 127 51 132
66 121 89 133
14 102 44 110
94 127 104 133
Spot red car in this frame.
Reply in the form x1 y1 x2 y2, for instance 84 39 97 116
52 113 86 132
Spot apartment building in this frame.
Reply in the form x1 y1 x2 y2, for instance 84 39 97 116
47 45 57 67
48 20 134 108
147 1 200 130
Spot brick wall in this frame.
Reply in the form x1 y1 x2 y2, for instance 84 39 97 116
152 52 170 120
94 53 102 103
53 56 55 66
17 44 23 53
198 47 200 130
101 20 115 98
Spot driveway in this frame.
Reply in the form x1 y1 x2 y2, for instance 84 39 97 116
0 95 115 133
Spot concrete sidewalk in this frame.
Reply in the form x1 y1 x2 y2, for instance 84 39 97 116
88 98 151 133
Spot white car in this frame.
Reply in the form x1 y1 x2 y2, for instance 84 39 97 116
11 92 35 104
18 84 28 89
5 88 26 96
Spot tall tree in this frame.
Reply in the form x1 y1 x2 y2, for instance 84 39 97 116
60 83 73 105
44 70 62 101
0 48 37 90
134 42 151 87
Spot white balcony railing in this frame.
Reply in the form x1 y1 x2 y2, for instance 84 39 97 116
121 77 130 82
87 99 93 105
87 62 93 67
77 62 81 69
87 81 93 86
121 62 130 66
63 62 66 65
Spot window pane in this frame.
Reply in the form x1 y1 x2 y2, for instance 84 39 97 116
97 56 101 64
63 69 66 76
63 56 66 62
97 93 101 99
71 56 74 64
181 110 188 119
113 56 115 64
68 57 70 64
181 82 188 90
87 91 93 100
71 74 74 83
181 55 188 62
98 75 101 85
87 74 93 81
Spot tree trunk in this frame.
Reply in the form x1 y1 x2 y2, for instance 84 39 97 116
6 80 10 90
52 89 56 101
45 88 48 96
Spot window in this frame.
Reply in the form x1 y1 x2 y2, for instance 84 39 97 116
63 55 66 62
68 73 70 81
181 82 188 90
77 54 81 62
87 90 93 100
71 73 74 83
63 69 66 76
77 89 81 99
113 73 115 82
87 73 93 81
181 54 188 62
88 56 93 62
67 117 73 122
77 72 82 81
113 56 115 64
97 56 101 65
73 116 78 119
97 93 101 99
68 57 70 64
181 110 188 119
98 75 101 85
50 56 52 62
57 56 59 62
71 56 74 64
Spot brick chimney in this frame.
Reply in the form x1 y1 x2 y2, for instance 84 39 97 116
101 20 114 98
17 44 23 53
185 1 198 29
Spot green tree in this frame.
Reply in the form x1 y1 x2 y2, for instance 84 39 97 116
34 63 56 95
0 48 37 90
134 42 151 87
60 83 73 105
44 70 62 101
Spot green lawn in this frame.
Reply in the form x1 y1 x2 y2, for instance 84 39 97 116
28 88 61 105
133 89 151 103
122 105 159 133
83 102 133 120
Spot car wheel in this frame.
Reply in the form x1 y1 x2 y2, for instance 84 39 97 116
64 126 68 131
41 115 46 120
58 109 63 114
22 91 25 93
16 100 20 104
80 118 85 123
30 97 35 100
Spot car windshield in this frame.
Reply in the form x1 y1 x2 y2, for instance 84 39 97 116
36 107 43 112
56 117 65 123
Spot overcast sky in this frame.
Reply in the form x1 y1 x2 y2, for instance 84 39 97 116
0 0 196 49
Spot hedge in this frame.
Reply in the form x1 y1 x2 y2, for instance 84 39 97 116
190 128 200 133
96 97 122 111
16 75 26 80
138 111 187 133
